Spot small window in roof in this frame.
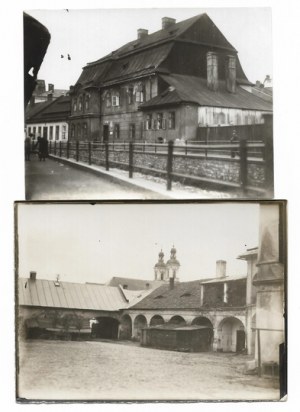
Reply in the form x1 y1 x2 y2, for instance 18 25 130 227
180 292 192 297
154 295 165 299
123 284 128 289
122 62 129 70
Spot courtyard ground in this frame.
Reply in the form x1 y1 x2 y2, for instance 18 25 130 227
17 339 280 402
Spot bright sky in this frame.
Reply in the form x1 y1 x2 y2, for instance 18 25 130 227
17 202 259 284
25 8 272 90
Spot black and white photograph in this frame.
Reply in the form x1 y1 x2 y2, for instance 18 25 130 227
24 8 273 200
15 201 286 401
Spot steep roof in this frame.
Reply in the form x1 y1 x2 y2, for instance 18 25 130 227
75 13 248 88
26 95 71 123
18 278 127 311
140 74 273 111
107 276 164 291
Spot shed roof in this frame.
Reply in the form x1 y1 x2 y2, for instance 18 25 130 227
18 278 127 311
140 74 273 111
107 276 164 291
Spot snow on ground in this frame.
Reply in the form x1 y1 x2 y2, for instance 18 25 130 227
17 340 279 401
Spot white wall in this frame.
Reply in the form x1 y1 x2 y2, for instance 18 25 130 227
26 122 69 142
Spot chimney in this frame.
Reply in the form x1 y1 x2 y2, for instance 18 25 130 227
47 93 53 101
137 28 148 39
169 277 175 290
216 260 226 278
207 52 218 91
225 55 236 93
162 17 176 30
48 83 54 92
30 271 37 281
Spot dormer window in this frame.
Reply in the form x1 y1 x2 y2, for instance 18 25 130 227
180 292 192 297
106 92 111 108
78 96 83 111
122 62 129 70
85 94 90 110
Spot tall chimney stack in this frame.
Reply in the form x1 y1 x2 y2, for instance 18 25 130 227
30 271 37 281
207 52 218 91
162 17 176 30
216 260 226 278
225 55 236 93
137 28 148 39
48 83 54 92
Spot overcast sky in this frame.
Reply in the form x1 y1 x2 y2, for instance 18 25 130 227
17 202 259 284
25 8 272 90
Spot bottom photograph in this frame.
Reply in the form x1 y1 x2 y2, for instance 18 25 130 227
15 201 287 402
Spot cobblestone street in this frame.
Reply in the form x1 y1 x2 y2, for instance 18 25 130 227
17 340 279 401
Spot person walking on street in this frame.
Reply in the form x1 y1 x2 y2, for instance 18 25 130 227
24 136 31 161
36 136 48 161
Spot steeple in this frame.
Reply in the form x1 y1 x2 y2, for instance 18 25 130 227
154 249 168 281
166 245 180 281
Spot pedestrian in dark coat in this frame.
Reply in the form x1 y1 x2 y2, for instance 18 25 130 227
36 136 48 161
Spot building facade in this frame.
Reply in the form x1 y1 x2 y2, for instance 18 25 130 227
69 13 272 143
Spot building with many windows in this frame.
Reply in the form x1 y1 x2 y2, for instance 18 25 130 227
69 13 272 142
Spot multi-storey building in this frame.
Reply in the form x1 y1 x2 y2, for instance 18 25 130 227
69 13 272 143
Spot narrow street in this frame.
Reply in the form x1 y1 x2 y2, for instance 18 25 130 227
25 156 168 200
17 340 279 401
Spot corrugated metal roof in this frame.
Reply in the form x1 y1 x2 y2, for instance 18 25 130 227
141 74 273 111
18 278 128 311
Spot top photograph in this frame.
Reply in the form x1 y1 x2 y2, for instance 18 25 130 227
24 8 273 200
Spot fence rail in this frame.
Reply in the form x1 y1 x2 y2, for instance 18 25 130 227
48 137 273 196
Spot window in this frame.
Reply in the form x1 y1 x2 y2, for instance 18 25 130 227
106 92 111 108
33 126 36 137
129 123 135 140
62 125 67 140
112 92 120 107
78 96 83 111
73 98 77 112
71 125 75 139
135 83 145 103
55 125 59 140
38 126 42 136
49 126 53 140
85 94 90 110
77 124 81 139
168 112 175 129
114 123 120 139
83 123 88 139
157 113 163 130
145 114 152 130
28 127 31 135
128 87 134 105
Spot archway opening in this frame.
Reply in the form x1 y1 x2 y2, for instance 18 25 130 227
133 315 147 340
150 315 165 326
218 317 245 352
191 317 214 349
92 317 120 339
169 315 186 326
119 315 132 340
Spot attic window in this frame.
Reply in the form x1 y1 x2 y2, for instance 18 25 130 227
122 62 129 70
123 284 128 289
180 292 192 297
154 295 165 299
54 281 60 287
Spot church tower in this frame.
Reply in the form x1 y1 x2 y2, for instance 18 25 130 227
166 246 180 281
154 250 168 281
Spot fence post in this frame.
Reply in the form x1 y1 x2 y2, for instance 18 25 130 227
49 141 52 154
88 141 92 165
185 140 188 155
239 137 248 195
166 140 174 191
54 141 57 156
129 142 133 178
263 113 274 197
105 142 109 171
143 140 146 153
76 140 79 162
59 141 62 157
66 140 69 159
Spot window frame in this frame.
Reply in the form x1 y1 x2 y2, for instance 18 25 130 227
168 111 175 129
